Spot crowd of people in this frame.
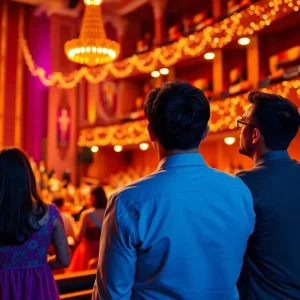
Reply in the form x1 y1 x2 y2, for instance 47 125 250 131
1 81 300 300
107 166 152 192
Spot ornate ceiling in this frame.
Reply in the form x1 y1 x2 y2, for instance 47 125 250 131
10 0 151 16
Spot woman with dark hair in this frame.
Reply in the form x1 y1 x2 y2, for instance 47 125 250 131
67 186 107 272
0 148 70 300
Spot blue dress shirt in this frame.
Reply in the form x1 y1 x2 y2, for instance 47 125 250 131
93 153 255 300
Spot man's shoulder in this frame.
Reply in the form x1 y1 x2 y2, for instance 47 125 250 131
111 172 160 201
235 165 268 189
207 167 251 193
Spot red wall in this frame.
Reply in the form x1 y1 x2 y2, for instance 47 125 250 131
0 1 51 162
176 61 213 83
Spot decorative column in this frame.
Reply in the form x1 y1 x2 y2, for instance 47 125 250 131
167 67 176 81
247 35 259 89
47 14 79 183
25 8 50 161
213 50 223 96
109 16 128 60
212 0 223 18
0 0 9 149
151 0 168 45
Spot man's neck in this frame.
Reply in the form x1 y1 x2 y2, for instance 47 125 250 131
158 148 199 162
253 148 271 162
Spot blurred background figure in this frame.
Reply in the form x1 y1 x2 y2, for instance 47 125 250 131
67 186 107 273
53 197 76 247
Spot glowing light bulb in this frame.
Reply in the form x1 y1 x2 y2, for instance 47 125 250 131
224 137 236 145
204 52 215 60
238 37 250 45
91 146 99 153
151 71 160 78
139 143 149 151
114 145 123 152
84 0 103 6
160 68 169 75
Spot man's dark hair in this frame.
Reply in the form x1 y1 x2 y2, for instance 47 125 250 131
249 91 300 150
144 81 210 150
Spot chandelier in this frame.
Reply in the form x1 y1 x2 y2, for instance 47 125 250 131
64 0 120 66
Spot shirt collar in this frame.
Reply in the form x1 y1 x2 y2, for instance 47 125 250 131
255 150 290 166
157 153 207 171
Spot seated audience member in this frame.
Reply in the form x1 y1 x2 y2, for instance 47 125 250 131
53 197 76 245
237 91 300 300
92 81 255 300
67 186 107 273
0 148 70 300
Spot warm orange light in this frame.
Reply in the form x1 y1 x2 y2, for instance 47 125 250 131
160 68 169 75
65 0 120 66
224 137 236 145
91 146 99 153
114 145 123 152
204 52 215 60
151 71 160 78
84 0 103 6
238 37 250 46
139 143 149 151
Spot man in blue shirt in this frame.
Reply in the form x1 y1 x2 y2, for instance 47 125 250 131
93 81 255 300
236 91 300 299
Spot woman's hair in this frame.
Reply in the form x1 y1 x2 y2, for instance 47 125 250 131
0 148 46 245
91 186 107 209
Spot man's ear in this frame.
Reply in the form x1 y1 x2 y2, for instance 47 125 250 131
201 125 210 142
147 124 157 142
252 128 261 144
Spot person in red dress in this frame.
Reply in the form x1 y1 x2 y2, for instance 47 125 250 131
67 186 107 272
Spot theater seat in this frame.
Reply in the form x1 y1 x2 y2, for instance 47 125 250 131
60 289 93 300
88 258 98 269
55 269 96 295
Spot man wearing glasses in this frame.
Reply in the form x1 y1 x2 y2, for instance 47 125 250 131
236 91 300 300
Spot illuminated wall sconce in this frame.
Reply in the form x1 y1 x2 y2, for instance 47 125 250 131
224 137 236 145
151 68 170 78
204 52 215 60
139 143 149 151
114 145 123 152
91 145 99 153
160 68 169 75
151 70 160 78
238 37 250 46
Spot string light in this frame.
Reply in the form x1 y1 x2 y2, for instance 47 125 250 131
20 0 299 88
78 78 300 147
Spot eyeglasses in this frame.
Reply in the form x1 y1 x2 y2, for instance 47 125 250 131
236 119 256 130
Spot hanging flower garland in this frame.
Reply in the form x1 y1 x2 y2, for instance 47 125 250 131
20 0 299 88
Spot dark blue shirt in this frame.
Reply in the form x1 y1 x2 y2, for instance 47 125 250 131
237 150 300 300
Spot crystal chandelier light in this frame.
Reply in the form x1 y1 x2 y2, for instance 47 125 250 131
65 0 120 66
